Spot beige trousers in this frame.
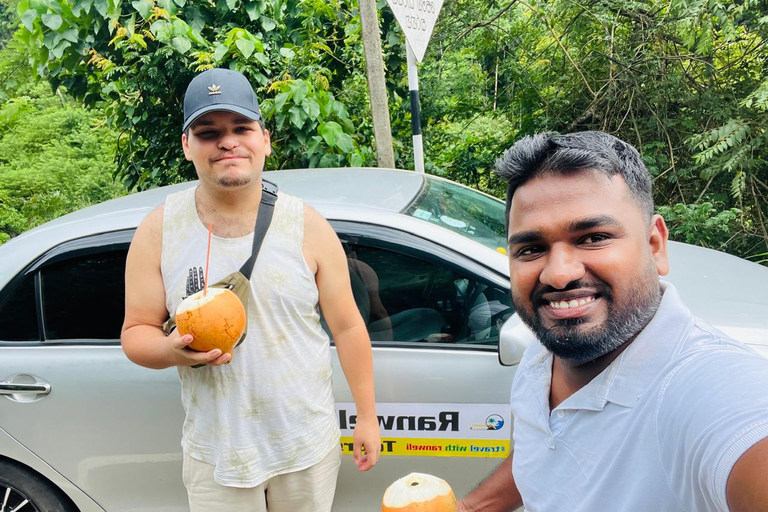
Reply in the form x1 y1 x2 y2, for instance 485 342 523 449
182 447 342 512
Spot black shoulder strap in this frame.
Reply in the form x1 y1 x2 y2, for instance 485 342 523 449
239 180 279 279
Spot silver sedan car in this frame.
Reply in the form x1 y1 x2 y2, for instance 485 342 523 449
1 168 767 512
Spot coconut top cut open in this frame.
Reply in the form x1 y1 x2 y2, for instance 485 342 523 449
176 287 229 314
382 472 456 512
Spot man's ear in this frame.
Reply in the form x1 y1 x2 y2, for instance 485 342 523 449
263 128 272 157
649 214 670 276
181 132 192 161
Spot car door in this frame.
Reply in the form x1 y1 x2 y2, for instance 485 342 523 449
0 231 189 512
328 221 518 511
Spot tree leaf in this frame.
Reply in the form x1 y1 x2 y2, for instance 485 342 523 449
318 121 342 147
21 9 37 32
274 92 290 112
226 0 237 10
307 135 323 156
235 38 255 59
245 1 262 21
279 47 295 60
61 28 78 43
317 92 334 118
319 153 343 167
50 40 70 59
170 36 191 54
131 0 153 19
335 132 353 153
350 152 364 167
150 20 171 41
290 80 309 104
301 97 320 121
16 1 29 18
288 105 306 128
41 13 62 30
213 43 229 61
253 52 269 66
261 16 276 31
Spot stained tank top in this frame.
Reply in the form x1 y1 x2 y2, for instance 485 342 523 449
161 185 339 487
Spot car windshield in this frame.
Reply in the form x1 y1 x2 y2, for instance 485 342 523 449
403 178 508 253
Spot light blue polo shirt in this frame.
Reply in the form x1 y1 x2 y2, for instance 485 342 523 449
510 282 768 512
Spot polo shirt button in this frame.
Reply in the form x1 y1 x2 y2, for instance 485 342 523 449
556 410 566 419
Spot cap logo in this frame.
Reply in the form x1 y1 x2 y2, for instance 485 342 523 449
208 84 221 96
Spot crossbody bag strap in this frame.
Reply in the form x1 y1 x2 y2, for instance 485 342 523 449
239 180 278 279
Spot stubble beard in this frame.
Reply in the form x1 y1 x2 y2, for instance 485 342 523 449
513 263 662 365
216 175 252 187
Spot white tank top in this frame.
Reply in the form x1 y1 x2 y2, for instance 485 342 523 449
161 186 339 487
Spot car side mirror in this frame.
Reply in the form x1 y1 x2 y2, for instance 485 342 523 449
497 313 537 366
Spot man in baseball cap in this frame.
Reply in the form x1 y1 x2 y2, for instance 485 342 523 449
122 67 381 512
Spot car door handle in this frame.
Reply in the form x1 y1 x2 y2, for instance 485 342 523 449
0 382 51 395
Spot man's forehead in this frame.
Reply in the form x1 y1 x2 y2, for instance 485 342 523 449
508 171 636 230
513 171 627 209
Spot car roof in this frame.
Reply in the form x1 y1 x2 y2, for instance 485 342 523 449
23 168 426 230
0 168 505 283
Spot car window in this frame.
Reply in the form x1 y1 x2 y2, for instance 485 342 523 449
0 273 39 341
41 250 127 340
342 241 513 347
403 178 508 254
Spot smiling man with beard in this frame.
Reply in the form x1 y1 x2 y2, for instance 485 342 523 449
457 132 768 512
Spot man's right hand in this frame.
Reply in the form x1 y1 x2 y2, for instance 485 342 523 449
168 331 232 366
457 501 475 512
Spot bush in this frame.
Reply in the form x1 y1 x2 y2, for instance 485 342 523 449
0 82 125 244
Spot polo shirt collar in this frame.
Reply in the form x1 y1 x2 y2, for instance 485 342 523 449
520 281 695 411
602 282 694 408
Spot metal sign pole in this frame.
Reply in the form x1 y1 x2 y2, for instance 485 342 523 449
406 42 424 174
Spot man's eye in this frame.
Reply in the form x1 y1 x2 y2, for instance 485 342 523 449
196 131 217 138
582 234 610 244
515 246 543 258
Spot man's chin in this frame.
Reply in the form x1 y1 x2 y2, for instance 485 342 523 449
217 176 252 187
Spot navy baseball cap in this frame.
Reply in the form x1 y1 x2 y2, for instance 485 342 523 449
183 68 262 132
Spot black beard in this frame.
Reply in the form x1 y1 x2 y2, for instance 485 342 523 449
513 276 661 365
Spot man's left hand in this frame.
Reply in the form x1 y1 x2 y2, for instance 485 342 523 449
352 416 381 471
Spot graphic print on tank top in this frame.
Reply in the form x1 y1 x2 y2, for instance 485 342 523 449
184 266 205 299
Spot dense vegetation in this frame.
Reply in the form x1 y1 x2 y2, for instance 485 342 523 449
0 0 766 264
0 2 124 243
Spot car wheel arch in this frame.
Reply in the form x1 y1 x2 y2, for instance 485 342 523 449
0 455 81 512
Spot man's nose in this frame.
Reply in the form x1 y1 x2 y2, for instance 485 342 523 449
218 131 239 150
540 244 585 290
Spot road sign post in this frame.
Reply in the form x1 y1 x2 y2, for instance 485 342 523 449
387 0 444 173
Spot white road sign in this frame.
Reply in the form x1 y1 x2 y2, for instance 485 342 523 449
387 0 444 63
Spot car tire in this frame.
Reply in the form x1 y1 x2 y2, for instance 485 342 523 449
0 459 77 512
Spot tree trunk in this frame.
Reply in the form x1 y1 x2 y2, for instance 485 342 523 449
358 0 396 168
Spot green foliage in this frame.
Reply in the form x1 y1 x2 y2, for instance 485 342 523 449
16 0 379 189
426 114 514 198
0 81 125 244
262 75 371 168
657 202 747 252
416 0 768 262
